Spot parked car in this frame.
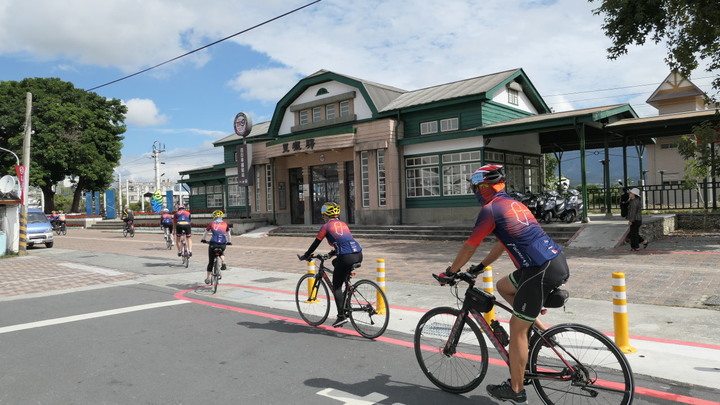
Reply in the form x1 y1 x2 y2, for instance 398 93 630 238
26 208 54 248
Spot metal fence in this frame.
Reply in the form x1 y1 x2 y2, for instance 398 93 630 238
585 181 719 212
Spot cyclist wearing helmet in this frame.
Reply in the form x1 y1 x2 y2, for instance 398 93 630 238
438 164 569 405
121 206 134 230
200 210 232 285
298 202 362 328
173 204 192 257
160 208 174 241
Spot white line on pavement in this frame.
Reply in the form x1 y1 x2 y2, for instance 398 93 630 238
0 300 189 334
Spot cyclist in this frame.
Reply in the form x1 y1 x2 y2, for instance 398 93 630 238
298 202 362 328
437 164 569 405
173 204 192 257
56 210 66 229
121 206 134 232
49 211 59 228
160 208 174 242
200 210 232 284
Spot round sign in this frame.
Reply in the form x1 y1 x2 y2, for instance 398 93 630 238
0 175 16 194
233 112 252 138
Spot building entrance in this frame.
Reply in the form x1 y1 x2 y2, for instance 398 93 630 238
289 168 304 224
311 164 339 224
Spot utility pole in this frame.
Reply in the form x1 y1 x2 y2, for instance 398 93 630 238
19 92 32 255
152 141 165 191
118 171 123 209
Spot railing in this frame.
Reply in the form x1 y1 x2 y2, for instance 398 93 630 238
585 181 719 212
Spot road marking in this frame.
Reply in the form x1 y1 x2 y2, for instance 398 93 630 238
0 300 188 334
317 388 405 405
59 262 124 276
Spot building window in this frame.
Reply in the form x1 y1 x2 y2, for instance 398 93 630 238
265 164 273 211
194 186 206 195
207 184 224 208
254 169 261 211
312 106 322 122
299 110 309 125
326 104 336 120
508 88 519 105
660 143 678 149
340 100 350 117
360 151 370 207
406 156 440 197
442 151 481 195
420 121 438 135
440 118 459 132
377 149 386 206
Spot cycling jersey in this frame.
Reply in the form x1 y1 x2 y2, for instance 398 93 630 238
315 219 362 255
466 190 561 269
174 209 191 224
160 213 174 225
205 221 231 244
57 213 66 221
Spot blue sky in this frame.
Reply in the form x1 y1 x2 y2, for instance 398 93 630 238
0 0 715 184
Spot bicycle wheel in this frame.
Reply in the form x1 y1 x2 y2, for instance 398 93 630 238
183 250 189 268
54 226 61 235
165 235 173 249
347 279 390 339
130 227 135 238
295 273 331 326
61 225 67 236
122 227 128 237
529 323 635 405
211 258 220 294
414 307 488 394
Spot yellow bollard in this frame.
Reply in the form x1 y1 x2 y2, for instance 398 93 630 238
306 260 319 303
376 259 387 314
612 272 637 353
482 266 496 323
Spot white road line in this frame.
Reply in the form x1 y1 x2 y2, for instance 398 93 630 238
0 300 189 334
59 262 124 276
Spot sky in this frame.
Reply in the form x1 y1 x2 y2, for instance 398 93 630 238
0 0 716 185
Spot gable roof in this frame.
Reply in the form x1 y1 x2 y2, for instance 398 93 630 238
646 71 706 107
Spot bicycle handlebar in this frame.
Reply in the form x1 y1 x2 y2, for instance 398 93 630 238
297 252 335 262
432 268 479 286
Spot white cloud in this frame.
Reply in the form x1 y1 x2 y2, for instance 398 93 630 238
123 98 169 127
119 140 221 183
227 67 302 104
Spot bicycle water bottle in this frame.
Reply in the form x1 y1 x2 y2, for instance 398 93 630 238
490 319 510 347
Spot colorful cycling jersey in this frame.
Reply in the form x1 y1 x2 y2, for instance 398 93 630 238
206 221 230 244
316 219 362 255
174 209 191 224
57 213 66 221
160 213 174 225
466 190 561 269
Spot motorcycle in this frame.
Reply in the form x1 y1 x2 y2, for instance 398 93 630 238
541 190 565 223
559 189 583 223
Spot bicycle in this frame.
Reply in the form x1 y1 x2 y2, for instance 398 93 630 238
163 227 173 249
53 222 67 236
201 240 231 294
295 253 390 339
122 220 135 238
179 234 190 268
414 266 634 405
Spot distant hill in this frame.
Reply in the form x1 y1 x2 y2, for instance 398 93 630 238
550 148 645 188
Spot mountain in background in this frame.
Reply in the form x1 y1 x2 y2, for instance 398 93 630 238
550 148 646 188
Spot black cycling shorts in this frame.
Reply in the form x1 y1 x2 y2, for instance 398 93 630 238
509 253 570 323
331 252 363 290
175 223 192 236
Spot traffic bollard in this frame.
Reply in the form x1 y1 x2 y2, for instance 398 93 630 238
482 266 496 323
612 272 637 353
306 260 318 303
376 259 387 315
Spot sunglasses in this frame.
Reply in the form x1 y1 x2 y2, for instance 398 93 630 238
472 183 491 192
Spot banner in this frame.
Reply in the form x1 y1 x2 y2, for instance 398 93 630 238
236 144 253 187
14 165 25 205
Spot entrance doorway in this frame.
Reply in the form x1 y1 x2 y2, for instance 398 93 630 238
288 168 304 224
345 161 355 224
311 164 339 224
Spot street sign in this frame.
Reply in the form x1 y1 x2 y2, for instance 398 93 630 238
234 112 252 138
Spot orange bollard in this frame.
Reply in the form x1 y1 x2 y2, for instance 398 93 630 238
306 260 319 303
482 266 496 323
612 272 637 353
376 259 387 315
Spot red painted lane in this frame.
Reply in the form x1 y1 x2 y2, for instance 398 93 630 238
173 284 720 405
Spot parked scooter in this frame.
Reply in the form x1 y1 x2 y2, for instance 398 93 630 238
541 190 565 223
559 189 583 223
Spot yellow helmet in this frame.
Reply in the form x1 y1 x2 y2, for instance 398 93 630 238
212 210 224 218
320 202 340 217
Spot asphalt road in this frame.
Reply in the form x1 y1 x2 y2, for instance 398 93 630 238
1 230 719 404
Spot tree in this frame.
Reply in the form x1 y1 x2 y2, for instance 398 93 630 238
590 0 720 102
0 78 126 213
678 119 720 207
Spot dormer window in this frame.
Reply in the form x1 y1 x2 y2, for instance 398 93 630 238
507 81 522 106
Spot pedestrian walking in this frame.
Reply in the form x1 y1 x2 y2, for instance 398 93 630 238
627 188 649 251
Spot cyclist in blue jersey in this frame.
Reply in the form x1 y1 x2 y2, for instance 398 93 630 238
201 210 232 285
437 164 570 405
298 202 362 328
173 204 192 257
160 208 174 242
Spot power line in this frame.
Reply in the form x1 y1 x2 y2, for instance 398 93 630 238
542 75 715 98
87 1 322 91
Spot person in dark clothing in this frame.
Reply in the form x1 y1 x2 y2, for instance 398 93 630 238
619 188 630 218
626 188 649 251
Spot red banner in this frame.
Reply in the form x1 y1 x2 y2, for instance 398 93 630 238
15 165 25 204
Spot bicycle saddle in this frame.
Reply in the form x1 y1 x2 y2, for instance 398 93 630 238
544 288 569 308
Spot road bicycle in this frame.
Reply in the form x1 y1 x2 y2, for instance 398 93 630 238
179 234 190 268
163 227 173 249
201 240 231 294
414 266 634 405
52 222 67 236
122 220 135 238
295 253 389 339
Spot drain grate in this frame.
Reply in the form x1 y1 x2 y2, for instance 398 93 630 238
252 277 286 284
703 295 720 306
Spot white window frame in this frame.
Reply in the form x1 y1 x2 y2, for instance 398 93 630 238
340 100 350 117
325 104 336 120
420 121 438 135
312 106 322 122
299 110 309 125
508 88 519 105
360 151 370 207
440 117 459 132
377 149 386 206
254 168 262 211
265 164 273 211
